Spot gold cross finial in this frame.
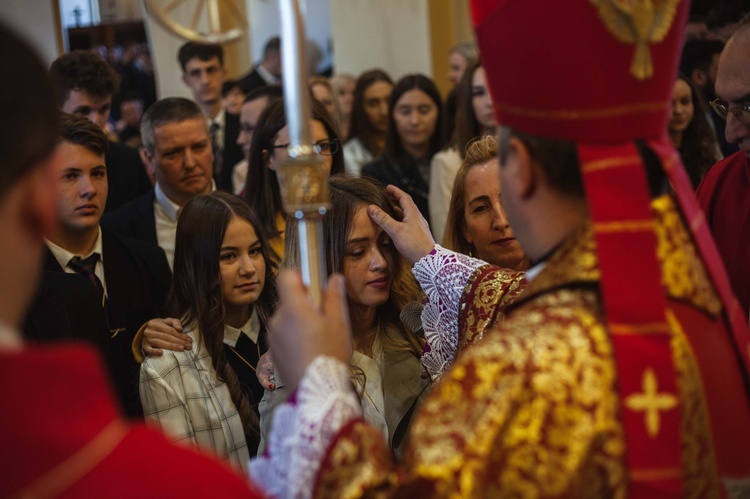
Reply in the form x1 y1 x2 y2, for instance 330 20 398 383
624 368 678 438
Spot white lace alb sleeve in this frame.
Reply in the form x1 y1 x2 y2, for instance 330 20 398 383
249 356 361 499
413 245 486 381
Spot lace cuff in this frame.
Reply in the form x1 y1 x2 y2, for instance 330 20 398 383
413 245 486 381
249 356 361 499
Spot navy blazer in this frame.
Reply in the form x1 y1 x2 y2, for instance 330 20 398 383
42 229 171 418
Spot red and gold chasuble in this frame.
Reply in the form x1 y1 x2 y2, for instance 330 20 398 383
315 196 750 497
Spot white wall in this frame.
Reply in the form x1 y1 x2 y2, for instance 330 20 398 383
0 1 60 65
329 0 432 80
246 0 333 74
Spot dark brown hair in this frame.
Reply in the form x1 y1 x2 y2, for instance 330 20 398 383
385 74 445 162
49 50 120 106
178 41 224 71
451 60 490 159
59 112 109 156
170 191 278 439
282 176 423 355
673 73 720 188
347 69 393 157
243 98 345 241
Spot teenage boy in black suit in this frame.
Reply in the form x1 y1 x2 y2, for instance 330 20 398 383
43 113 171 418
178 41 243 191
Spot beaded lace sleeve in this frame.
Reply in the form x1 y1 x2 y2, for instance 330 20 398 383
413 245 486 381
249 356 361 499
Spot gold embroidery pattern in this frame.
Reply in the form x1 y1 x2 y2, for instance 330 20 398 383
581 155 642 173
666 310 719 497
652 196 722 316
408 290 627 497
314 194 722 498
459 266 527 352
594 219 655 233
624 368 678 438
524 195 721 317
587 0 682 80
315 420 405 499
497 100 667 121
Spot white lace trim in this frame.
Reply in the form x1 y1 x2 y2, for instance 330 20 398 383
249 356 361 499
413 245 485 381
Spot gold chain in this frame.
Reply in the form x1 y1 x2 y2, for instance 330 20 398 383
225 339 261 373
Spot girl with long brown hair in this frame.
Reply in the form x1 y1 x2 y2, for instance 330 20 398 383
259 176 427 456
140 191 278 471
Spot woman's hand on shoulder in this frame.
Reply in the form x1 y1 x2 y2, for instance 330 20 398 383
142 318 191 357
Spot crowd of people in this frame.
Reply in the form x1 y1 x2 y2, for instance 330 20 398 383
3 0 750 496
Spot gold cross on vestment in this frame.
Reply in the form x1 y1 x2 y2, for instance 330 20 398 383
624 368 678 438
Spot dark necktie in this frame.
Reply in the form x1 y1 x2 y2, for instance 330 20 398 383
67 254 106 309
210 121 223 179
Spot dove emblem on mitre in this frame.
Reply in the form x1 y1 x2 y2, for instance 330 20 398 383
588 0 681 80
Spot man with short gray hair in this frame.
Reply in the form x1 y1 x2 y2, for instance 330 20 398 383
103 97 214 267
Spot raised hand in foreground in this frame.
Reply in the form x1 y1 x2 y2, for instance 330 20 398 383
268 271 352 393
368 184 436 265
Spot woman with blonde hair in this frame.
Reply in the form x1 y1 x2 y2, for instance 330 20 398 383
444 135 530 271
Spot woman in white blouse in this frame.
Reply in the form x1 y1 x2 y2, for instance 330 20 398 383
259 176 428 456
139 192 277 475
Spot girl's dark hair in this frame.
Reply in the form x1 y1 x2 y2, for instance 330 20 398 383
243 98 344 241
674 73 720 188
282 176 423 355
347 69 393 156
451 60 488 159
385 74 445 162
169 191 278 439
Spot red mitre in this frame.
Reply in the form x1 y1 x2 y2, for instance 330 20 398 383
471 1 750 497
472 0 687 142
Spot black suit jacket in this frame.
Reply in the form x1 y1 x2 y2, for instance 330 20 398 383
22 271 131 413
238 67 269 94
105 141 152 213
218 112 244 191
101 188 158 246
42 229 172 418
23 271 109 348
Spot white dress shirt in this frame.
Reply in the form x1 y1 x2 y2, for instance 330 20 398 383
208 107 226 150
45 227 108 297
153 180 216 269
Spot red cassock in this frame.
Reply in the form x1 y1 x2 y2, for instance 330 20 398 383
0 344 263 498
696 151 750 321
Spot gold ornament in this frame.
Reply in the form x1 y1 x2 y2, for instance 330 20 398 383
624 367 678 438
144 0 248 43
588 0 681 80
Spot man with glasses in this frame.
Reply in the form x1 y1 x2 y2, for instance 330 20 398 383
233 86 283 195
697 11 750 321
